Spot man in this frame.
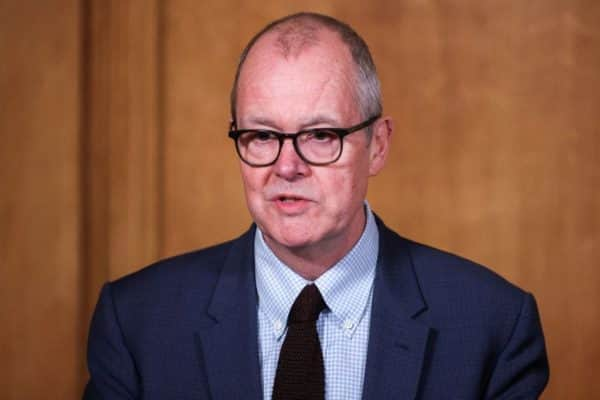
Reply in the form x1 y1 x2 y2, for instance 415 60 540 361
84 12 549 400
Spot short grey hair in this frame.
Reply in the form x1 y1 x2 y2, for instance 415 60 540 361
230 12 382 124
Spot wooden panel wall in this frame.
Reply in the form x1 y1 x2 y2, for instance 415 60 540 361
0 1 82 399
82 0 162 325
1 1 598 398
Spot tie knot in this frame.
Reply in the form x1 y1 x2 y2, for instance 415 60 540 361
288 284 326 324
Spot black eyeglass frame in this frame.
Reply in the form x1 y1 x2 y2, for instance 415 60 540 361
228 114 381 167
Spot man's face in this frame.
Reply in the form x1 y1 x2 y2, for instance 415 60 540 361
235 30 390 259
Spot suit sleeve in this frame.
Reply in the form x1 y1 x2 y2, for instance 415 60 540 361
484 292 550 399
83 283 140 399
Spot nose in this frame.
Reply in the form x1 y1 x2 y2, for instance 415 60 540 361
273 138 310 180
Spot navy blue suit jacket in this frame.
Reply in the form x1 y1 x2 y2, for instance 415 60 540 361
84 219 549 399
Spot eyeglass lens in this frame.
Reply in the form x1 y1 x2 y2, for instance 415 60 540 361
237 130 341 165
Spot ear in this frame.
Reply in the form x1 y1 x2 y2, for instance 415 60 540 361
368 116 393 176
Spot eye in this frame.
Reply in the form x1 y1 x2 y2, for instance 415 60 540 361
306 130 337 142
237 130 277 148
253 131 274 141
242 130 276 142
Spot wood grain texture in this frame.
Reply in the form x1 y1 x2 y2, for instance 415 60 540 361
82 0 161 303
0 1 82 398
1 1 598 398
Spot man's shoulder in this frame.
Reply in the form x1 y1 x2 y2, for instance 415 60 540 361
378 221 528 311
88 228 256 344
407 237 523 296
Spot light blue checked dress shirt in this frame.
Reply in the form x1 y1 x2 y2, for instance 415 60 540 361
255 203 379 400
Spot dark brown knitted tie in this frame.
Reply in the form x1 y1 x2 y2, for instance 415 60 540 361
272 284 326 400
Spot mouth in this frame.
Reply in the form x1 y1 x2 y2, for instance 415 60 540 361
270 194 312 214
277 195 306 203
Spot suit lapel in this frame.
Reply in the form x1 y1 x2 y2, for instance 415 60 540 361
362 219 432 400
195 228 263 400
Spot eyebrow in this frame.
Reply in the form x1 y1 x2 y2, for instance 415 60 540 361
244 114 343 131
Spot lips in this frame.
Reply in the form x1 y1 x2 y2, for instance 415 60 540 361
267 191 310 202
277 195 305 202
270 194 312 214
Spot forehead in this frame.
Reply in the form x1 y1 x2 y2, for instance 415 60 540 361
236 29 359 124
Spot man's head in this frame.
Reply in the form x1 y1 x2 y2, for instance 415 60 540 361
231 12 381 126
231 13 392 274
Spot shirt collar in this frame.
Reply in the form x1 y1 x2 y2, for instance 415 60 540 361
254 202 379 340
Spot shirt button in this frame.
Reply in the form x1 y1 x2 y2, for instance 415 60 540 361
274 320 284 332
343 319 354 331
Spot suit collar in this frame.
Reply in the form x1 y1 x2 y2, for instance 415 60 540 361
362 217 431 400
195 226 263 400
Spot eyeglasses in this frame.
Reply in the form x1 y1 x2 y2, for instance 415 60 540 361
228 115 380 167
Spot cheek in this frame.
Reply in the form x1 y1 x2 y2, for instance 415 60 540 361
340 151 370 190
241 168 267 206
321 168 367 212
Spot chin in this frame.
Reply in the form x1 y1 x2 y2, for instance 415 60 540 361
264 227 316 249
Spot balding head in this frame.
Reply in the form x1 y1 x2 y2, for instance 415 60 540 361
230 12 382 124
